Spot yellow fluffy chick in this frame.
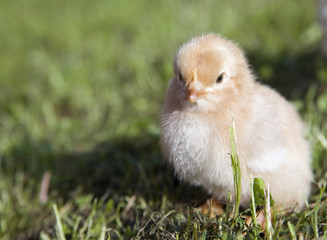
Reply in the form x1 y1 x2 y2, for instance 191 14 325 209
160 33 312 208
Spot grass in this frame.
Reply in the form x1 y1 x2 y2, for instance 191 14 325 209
229 111 241 219
0 0 326 239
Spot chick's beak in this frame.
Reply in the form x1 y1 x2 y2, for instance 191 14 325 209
187 88 205 103
186 69 206 103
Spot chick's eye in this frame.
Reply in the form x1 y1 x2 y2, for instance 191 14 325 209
179 72 183 82
216 73 225 84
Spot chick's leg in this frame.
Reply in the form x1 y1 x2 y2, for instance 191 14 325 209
196 198 225 218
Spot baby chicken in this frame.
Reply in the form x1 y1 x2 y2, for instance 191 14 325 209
160 33 312 208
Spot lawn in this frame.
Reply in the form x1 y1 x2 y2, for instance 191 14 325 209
0 0 326 239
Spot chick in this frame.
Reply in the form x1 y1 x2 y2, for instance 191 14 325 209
160 33 312 208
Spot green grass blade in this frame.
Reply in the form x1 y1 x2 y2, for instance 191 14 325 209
53 204 66 240
99 224 106 240
265 184 273 240
250 175 259 237
313 200 320 239
230 108 241 220
287 221 296 240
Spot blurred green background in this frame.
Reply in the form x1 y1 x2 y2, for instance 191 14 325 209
0 0 326 239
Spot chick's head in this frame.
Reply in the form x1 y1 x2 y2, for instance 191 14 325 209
169 34 255 110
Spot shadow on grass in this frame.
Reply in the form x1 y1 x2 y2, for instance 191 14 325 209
3 134 208 208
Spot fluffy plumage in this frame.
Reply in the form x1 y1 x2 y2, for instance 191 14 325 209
160 33 312 208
